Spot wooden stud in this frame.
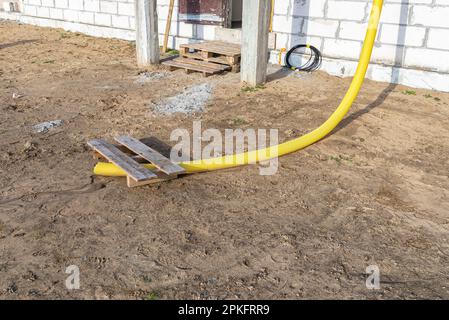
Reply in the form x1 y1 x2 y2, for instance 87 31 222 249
223 0 232 28
162 0 175 53
269 0 275 32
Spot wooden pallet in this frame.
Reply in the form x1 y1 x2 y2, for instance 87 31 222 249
180 41 241 59
162 57 231 77
88 136 185 188
179 41 241 72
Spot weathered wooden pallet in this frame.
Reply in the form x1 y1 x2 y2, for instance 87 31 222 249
180 52 241 73
180 41 241 59
179 41 241 72
162 57 231 76
88 136 185 188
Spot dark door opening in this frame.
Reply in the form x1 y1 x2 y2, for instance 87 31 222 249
179 0 230 26
179 0 242 28
231 0 243 29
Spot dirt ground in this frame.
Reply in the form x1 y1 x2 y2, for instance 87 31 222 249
1 20 449 300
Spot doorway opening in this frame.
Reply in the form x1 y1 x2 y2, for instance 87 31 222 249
230 0 243 29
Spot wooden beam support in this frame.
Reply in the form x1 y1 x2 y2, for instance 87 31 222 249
135 0 160 66
224 0 233 29
162 0 175 53
241 0 271 86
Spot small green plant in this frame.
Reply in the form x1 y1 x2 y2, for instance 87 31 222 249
227 117 248 126
31 59 55 64
329 156 342 164
166 49 179 55
59 31 71 39
330 155 353 164
241 84 265 93
424 93 441 101
241 86 256 93
402 90 416 95
145 292 159 300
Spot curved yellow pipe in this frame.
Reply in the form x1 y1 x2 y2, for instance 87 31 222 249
94 0 383 177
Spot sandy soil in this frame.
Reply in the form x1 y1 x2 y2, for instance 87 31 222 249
1 20 449 300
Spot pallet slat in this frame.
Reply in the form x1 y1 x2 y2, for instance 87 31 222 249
87 139 157 182
127 171 178 188
115 136 185 176
163 61 214 74
172 57 229 71
180 41 241 56
181 51 239 66
163 57 230 75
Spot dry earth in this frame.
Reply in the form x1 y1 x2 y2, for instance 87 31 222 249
1 20 449 299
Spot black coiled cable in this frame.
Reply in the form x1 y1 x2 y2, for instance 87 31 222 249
285 44 322 72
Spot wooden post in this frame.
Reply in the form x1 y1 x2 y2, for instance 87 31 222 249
135 0 160 66
241 0 271 86
162 0 175 53
224 0 233 29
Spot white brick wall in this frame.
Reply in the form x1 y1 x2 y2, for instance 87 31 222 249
269 0 449 92
14 0 136 39
1 0 449 92
6 0 218 44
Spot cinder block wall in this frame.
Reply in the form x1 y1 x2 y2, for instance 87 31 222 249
14 0 137 39
2 1 219 44
1 0 449 92
270 0 449 91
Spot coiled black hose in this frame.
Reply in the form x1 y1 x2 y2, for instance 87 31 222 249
285 44 322 72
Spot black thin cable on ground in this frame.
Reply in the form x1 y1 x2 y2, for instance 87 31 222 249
285 44 322 72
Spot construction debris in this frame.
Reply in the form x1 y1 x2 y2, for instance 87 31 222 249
33 120 63 133
153 83 213 115
135 71 169 84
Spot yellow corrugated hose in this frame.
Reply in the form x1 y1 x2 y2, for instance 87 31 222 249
94 0 383 177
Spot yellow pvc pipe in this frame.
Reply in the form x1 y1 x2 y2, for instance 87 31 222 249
94 0 383 177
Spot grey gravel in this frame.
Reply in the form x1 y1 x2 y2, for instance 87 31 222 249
135 71 169 84
153 83 213 115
